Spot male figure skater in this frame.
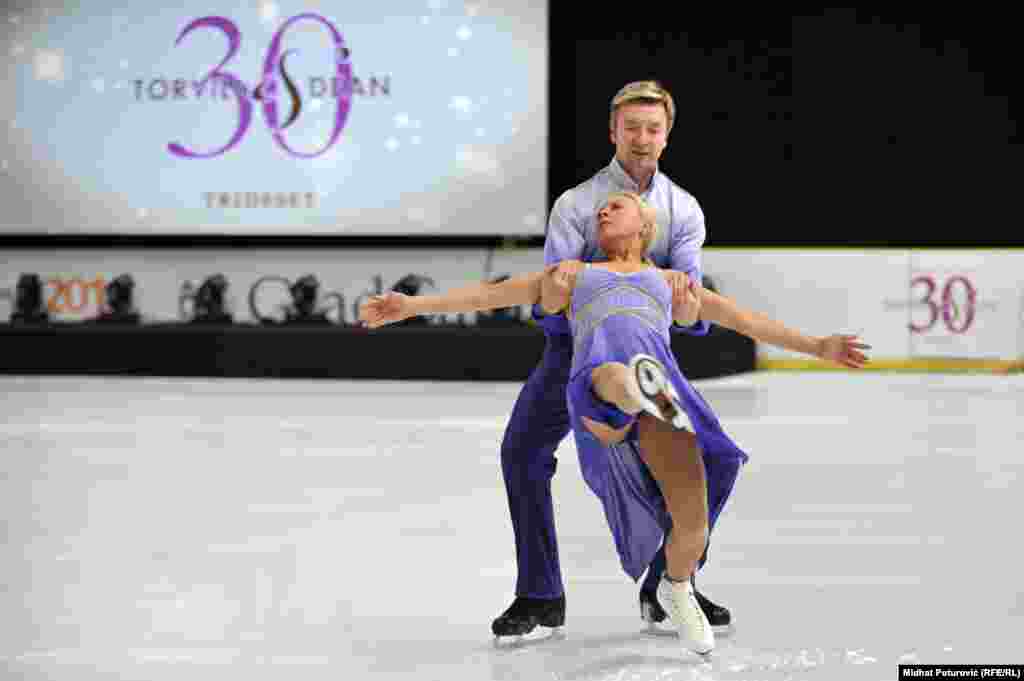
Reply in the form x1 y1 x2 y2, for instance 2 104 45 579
492 80 736 639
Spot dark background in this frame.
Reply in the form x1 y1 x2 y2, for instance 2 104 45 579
550 8 1020 248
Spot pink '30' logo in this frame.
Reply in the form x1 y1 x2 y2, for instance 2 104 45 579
909 274 977 335
167 13 352 160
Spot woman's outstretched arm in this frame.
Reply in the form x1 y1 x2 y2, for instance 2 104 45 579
359 269 550 328
698 288 870 368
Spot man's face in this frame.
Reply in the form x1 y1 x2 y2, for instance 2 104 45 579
610 102 669 175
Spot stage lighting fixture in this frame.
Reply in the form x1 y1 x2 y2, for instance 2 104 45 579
285 274 329 325
10 273 49 324
193 273 233 324
96 273 140 324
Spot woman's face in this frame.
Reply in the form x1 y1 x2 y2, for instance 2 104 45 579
597 196 643 250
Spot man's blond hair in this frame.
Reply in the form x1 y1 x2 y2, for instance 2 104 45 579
604 191 659 255
609 80 676 133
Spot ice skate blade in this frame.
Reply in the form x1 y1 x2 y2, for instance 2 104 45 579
644 621 675 637
645 624 715 658
676 635 714 658
643 618 733 639
644 621 734 638
712 623 734 638
493 626 564 650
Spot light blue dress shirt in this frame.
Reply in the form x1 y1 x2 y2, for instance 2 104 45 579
537 157 710 336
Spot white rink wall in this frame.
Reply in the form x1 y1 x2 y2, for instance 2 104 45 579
0 248 547 328
2 248 1022 361
702 249 1024 361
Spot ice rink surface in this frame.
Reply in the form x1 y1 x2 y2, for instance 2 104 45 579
2 371 1022 680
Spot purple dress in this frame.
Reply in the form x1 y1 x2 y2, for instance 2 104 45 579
565 264 750 580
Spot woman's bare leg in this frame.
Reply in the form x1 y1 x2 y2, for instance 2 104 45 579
589 362 643 414
578 362 643 446
635 414 708 581
589 362 709 578
587 360 714 653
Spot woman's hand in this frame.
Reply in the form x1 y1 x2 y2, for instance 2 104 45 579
358 292 414 328
995 359 1024 375
816 334 871 368
541 260 583 314
552 260 584 291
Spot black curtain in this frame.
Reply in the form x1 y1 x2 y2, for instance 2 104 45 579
549 8 1020 247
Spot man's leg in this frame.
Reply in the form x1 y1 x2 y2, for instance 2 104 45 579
501 335 572 598
491 335 572 638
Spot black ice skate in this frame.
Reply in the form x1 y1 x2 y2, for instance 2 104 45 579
641 581 733 636
491 595 565 644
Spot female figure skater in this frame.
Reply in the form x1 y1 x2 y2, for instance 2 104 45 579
359 192 869 656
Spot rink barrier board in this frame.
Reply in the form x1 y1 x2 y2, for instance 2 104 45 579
0 323 756 382
2 248 1022 372
757 357 1020 373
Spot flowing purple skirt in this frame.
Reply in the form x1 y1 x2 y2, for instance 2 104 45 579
566 321 749 581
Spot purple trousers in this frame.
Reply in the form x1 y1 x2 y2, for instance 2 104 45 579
500 331 742 598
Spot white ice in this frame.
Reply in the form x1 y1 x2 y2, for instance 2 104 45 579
1 372 1022 680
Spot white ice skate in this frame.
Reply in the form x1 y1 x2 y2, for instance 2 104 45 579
627 354 692 431
656 576 715 656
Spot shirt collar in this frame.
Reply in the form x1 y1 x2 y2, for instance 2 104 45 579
608 157 660 196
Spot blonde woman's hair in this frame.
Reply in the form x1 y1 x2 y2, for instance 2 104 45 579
609 80 676 133
604 191 659 257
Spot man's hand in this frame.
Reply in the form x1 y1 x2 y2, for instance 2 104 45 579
816 334 871 369
665 270 701 326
